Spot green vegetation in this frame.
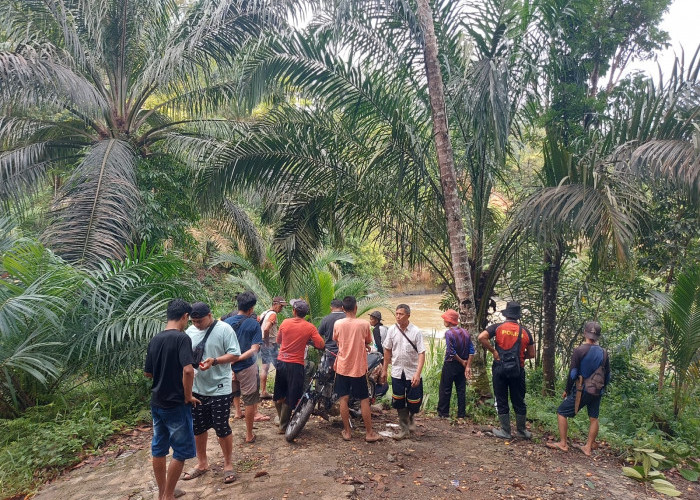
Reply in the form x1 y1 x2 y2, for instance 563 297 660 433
0 0 698 497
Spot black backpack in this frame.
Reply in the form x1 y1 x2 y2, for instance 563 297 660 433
192 320 217 367
495 326 523 379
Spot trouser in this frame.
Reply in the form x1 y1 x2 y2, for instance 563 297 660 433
437 360 466 417
492 367 526 415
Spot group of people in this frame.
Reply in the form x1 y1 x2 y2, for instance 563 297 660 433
144 295 610 500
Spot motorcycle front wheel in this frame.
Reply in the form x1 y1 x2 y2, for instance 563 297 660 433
285 394 315 442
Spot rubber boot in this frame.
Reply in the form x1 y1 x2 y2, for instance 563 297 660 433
515 414 532 439
393 408 410 440
276 402 291 434
492 413 512 439
408 412 417 433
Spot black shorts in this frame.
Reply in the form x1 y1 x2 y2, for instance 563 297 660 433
391 373 423 413
273 361 306 408
557 390 602 419
334 373 369 400
191 393 233 437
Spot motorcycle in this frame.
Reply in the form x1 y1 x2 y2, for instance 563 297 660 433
285 343 384 442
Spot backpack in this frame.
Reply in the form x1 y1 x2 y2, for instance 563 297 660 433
582 348 608 396
495 326 523 379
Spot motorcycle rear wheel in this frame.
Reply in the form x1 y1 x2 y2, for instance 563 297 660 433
285 394 315 442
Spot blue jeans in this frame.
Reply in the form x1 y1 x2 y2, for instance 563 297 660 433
151 404 196 461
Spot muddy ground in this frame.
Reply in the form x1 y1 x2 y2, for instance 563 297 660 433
33 400 697 500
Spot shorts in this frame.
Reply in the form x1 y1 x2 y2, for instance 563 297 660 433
557 390 602 419
232 363 260 406
151 404 196 461
273 361 306 408
391 373 423 413
261 343 279 365
191 393 234 437
334 373 369 400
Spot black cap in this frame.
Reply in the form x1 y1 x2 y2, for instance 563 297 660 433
369 311 382 320
584 321 601 340
190 302 211 319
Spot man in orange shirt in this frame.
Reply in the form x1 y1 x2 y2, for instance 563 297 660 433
332 296 383 443
273 299 324 433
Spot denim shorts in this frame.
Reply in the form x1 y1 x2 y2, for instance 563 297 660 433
151 404 196 461
261 343 279 365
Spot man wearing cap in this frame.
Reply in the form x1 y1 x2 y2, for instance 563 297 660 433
478 301 535 439
381 304 426 440
183 302 241 484
368 311 388 355
259 296 287 399
437 309 474 419
318 298 346 345
547 321 610 456
144 299 199 500
273 299 325 433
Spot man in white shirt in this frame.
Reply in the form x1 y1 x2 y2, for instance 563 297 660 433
380 304 425 440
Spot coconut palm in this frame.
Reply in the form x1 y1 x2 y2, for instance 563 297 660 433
0 0 294 265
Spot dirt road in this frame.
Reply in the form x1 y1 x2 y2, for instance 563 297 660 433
33 400 696 500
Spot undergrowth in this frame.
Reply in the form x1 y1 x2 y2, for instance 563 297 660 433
0 373 151 498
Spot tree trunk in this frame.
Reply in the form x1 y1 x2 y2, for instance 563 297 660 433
541 242 562 396
416 0 485 394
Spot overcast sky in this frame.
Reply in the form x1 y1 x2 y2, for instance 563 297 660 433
625 0 700 78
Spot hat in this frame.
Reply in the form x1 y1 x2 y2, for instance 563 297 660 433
290 298 310 317
272 296 288 305
441 309 459 325
583 321 601 340
500 301 521 319
369 311 382 320
190 302 211 319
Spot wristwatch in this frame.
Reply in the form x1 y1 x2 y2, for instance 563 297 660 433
212 358 218 366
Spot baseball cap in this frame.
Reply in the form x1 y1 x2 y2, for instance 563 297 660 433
369 311 382 320
190 302 211 319
272 296 288 305
290 298 310 317
583 321 601 340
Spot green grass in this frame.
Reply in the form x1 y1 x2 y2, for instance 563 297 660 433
0 373 151 498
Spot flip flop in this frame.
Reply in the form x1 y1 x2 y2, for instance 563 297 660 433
174 488 186 498
182 468 208 480
545 441 568 452
223 470 237 484
260 393 272 399
573 444 591 456
365 434 383 443
253 414 270 422
244 434 256 444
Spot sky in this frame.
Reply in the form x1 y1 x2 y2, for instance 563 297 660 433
625 0 700 78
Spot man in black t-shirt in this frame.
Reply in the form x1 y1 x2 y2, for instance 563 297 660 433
144 299 200 500
318 299 346 345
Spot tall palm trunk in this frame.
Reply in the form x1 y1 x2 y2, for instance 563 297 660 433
416 0 487 394
541 241 562 396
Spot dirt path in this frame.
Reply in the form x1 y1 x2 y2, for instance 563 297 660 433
34 400 697 500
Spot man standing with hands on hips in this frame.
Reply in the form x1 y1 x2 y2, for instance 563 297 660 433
183 302 241 485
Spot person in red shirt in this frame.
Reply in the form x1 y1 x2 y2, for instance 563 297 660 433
478 301 535 440
273 299 324 433
333 296 382 442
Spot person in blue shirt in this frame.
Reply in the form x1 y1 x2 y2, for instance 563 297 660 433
547 321 611 456
437 309 474 419
224 291 266 444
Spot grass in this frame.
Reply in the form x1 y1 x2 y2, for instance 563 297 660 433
0 373 151 498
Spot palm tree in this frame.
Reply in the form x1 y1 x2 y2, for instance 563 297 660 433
652 266 700 416
0 0 293 265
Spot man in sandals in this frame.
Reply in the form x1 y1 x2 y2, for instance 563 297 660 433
380 304 426 440
547 321 610 456
183 302 240 485
145 299 200 500
225 291 269 445
332 296 382 442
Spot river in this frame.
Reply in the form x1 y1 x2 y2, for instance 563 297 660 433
365 293 507 338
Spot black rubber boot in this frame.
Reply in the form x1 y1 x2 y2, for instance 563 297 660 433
492 413 512 439
515 414 532 439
